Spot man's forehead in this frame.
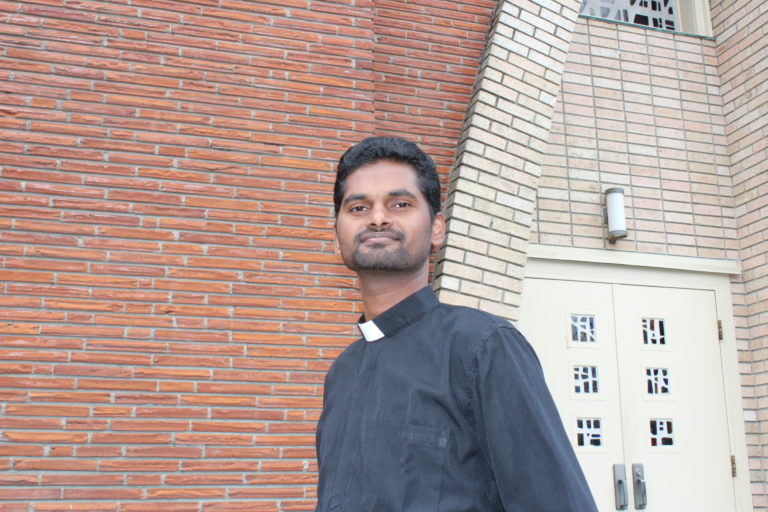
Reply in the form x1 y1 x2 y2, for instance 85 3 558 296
345 161 419 187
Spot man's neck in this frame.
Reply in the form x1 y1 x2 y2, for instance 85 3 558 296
357 267 429 320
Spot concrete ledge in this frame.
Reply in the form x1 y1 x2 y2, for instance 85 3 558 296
527 244 742 275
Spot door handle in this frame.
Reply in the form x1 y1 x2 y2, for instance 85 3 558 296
613 464 628 510
632 463 647 509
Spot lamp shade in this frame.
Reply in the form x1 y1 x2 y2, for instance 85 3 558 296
605 187 627 242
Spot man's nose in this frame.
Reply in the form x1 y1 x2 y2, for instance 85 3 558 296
367 203 391 228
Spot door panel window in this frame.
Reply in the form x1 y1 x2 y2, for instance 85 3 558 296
574 365 599 394
571 314 597 343
650 419 674 447
577 418 604 447
646 368 670 395
642 318 666 345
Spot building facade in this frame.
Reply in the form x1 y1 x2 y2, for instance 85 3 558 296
0 0 765 510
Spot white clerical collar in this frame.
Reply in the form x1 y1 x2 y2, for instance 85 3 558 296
358 319 386 342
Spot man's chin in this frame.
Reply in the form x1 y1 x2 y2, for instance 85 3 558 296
342 244 431 273
348 251 410 272
350 261 406 272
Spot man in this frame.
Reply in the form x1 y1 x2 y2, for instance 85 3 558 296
315 136 597 511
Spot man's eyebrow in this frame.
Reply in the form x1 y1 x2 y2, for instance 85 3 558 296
341 193 368 206
341 189 418 205
388 189 418 199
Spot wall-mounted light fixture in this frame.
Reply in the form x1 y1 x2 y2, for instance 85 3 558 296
604 187 627 243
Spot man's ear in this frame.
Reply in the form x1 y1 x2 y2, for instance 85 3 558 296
333 223 341 254
431 212 446 251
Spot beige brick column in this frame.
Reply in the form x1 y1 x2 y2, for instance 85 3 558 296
434 0 582 320
711 0 768 505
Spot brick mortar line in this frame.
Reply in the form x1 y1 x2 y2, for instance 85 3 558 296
2 306 351 318
2 246 338 258
0 371 335 377
0 346 344 355
0 189 330 206
0 362 330 371
1 97 365 127
0 406 322 412
0 287 356 301
0 283 352 293
6 66 368 92
5 61 368 89
0 137 347 158
3 419 320 423
0 343 339 350
13 9 368 39
18 1 322 19
14 361 327 370
0 168 336 187
1 207 337 222
0 338 351 348
0 346 350 354
0 128 350 150
0 271 344 282
0 155 338 174
2 287 349 295
0 482 316 484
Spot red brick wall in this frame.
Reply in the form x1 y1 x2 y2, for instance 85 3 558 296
0 0 494 509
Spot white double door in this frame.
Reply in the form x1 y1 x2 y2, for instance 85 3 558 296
519 271 737 511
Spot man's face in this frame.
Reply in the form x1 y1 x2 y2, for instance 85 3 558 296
334 160 444 273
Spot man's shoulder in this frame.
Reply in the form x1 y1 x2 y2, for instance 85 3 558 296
437 301 513 327
324 337 365 379
434 302 519 345
435 303 542 377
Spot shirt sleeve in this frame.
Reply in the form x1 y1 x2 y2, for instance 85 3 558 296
469 325 598 511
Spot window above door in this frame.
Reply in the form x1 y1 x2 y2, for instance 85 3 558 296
579 0 713 37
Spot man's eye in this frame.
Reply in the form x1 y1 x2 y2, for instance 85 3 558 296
393 201 411 208
350 205 367 212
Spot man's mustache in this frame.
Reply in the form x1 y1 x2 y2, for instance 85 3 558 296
355 228 404 244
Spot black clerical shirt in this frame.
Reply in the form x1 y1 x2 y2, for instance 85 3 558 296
315 286 597 512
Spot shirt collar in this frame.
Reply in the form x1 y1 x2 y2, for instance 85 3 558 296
357 286 439 342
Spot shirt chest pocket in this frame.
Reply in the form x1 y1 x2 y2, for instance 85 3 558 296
363 422 448 512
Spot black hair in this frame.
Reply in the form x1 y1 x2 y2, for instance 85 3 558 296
333 136 441 218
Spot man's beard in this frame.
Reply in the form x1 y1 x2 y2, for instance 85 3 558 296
345 228 432 272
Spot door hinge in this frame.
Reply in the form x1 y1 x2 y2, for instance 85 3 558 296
718 320 723 341
731 455 737 477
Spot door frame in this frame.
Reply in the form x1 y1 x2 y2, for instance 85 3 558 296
522 245 751 512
